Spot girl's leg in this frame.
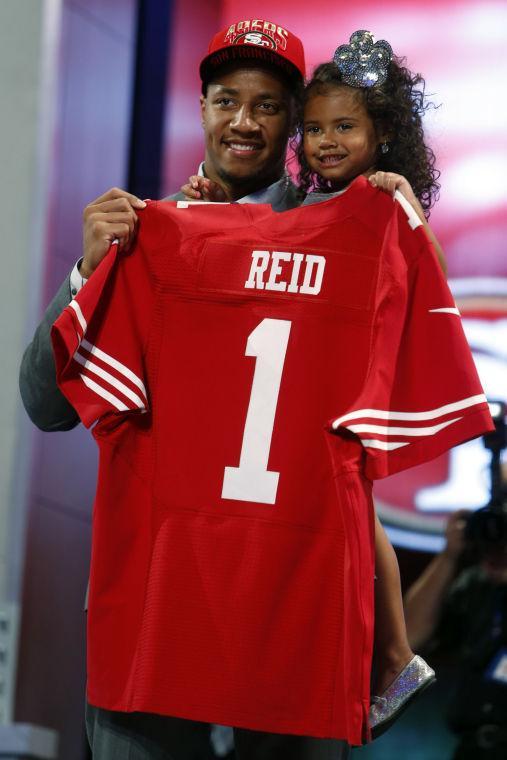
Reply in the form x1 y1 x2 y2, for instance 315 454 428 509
373 513 414 695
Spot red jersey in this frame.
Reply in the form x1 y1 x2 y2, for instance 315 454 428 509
52 176 492 744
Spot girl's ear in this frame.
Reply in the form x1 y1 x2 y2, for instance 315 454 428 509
377 132 394 156
375 118 393 146
373 119 395 147
377 128 393 146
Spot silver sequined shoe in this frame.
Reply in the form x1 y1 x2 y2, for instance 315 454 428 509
369 655 436 739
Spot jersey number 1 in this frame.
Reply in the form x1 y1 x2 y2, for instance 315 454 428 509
221 318 291 504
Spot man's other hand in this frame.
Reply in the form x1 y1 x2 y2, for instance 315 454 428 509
81 188 147 278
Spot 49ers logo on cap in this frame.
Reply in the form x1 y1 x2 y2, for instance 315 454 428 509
225 20 289 51
234 32 276 50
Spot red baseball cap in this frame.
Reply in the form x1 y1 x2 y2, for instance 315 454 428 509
200 19 305 86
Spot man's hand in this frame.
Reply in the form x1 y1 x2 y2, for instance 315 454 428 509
81 188 147 278
180 176 226 203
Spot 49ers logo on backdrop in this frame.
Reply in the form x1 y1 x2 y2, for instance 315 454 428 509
224 20 289 51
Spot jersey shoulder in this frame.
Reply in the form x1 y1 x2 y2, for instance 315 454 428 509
393 190 423 231
149 199 252 239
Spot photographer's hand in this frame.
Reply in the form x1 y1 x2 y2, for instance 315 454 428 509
444 509 470 560
404 510 468 650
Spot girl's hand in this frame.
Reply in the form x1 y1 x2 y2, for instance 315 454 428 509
369 171 447 275
180 176 226 202
368 171 417 206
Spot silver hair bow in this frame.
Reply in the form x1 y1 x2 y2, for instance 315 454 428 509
333 30 392 88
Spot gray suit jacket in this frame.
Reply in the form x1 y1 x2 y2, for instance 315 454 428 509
19 182 301 431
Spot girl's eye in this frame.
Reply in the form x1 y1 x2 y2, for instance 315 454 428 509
304 126 320 134
337 123 353 132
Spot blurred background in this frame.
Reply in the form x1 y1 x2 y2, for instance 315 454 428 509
1 0 506 757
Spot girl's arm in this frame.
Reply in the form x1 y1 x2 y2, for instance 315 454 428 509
368 171 447 275
180 175 226 202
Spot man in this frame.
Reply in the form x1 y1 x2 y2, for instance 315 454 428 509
19 19 302 434
20 19 352 760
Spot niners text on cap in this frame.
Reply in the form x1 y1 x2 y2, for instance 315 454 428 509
333 30 392 88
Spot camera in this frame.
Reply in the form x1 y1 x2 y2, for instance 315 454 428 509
465 401 507 548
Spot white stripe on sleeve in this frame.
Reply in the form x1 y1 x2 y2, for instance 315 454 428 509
332 394 487 429
80 339 147 398
69 300 87 334
74 352 146 409
347 417 461 438
361 439 409 451
429 307 461 315
79 374 129 411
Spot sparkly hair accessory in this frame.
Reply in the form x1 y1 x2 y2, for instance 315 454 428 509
333 30 392 88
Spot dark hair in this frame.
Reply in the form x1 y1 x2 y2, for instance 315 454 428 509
295 59 440 214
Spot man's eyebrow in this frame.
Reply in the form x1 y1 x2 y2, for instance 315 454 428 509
256 92 284 100
211 86 285 101
212 86 239 96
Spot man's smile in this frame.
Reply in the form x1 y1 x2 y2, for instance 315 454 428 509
223 139 265 157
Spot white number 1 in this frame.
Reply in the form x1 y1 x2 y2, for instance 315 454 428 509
221 318 291 504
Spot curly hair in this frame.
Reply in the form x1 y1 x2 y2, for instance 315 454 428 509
295 58 440 214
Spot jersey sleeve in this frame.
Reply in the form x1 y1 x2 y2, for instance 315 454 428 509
330 198 493 480
51 241 153 428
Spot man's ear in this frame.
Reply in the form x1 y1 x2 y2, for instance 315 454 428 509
199 95 206 127
288 103 297 137
288 93 302 138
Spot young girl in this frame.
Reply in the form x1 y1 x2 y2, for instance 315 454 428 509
297 35 442 737
182 30 441 737
297 31 445 272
